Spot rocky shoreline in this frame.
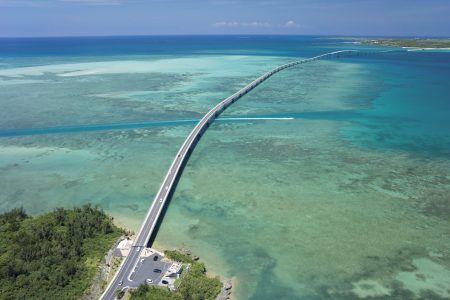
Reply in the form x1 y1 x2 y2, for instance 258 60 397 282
89 242 233 300
176 247 233 300
216 277 233 300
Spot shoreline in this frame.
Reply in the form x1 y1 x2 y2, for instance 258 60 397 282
153 240 236 299
108 220 236 299
401 46 450 51
322 36 450 51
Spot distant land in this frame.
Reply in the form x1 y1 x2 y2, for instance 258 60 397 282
327 37 450 49
361 38 450 49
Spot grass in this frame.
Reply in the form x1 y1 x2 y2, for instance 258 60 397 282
108 256 124 283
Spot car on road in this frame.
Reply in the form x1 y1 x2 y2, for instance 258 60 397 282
153 255 159 261
119 280 123 286
146 278 153 284
116 287 128 300
153 268 162 273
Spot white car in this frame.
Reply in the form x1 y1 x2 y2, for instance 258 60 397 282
146 278 153 284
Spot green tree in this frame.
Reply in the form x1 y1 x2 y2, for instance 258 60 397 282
0 205 123 300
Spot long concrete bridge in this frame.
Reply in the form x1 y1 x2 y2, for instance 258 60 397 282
100 49 393 300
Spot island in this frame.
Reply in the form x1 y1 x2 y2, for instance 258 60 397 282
359 38 450 49
0 205 228 300
321 37 450 49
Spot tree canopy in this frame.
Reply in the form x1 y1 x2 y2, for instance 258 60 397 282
0 204 122 300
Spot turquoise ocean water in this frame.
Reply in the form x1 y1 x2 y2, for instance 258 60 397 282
0 36 450 299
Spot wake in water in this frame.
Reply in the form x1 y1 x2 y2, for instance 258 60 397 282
0 116 294 138
220 117 294 121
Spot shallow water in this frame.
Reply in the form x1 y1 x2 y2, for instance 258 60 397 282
0 36 449 299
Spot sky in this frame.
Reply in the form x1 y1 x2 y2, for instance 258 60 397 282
0 0 449 37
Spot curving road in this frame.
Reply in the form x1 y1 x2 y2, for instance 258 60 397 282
100 49 387 300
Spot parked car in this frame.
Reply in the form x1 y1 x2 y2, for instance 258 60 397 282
146 278 153 284
153 269 162 273
153 255 158 261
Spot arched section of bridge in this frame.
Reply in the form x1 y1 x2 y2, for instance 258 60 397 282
100 49 403 300
141 51 373 244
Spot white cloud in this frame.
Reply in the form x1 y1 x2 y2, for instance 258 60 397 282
284 20 300 28
213 21 240 28
213 21 274 28
213 20 301 29
241 21 273 28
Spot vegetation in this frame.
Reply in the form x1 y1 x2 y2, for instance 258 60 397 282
323 37 450 49
360 38 450 48
130 251 222 300
164 250 194 264
0 205 123 300
130 285 177 300
108 256 124 282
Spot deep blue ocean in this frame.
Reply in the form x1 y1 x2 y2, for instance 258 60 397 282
0 35 356 57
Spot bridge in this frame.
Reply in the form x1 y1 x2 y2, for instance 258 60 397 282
100 49 392 300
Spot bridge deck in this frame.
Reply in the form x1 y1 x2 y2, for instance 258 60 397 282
100 49 397 300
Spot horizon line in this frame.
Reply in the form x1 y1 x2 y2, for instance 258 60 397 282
1 33 449 39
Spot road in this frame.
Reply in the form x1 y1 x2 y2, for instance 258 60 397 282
100 49 384 300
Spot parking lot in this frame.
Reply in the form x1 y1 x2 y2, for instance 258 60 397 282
128 253 171 287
